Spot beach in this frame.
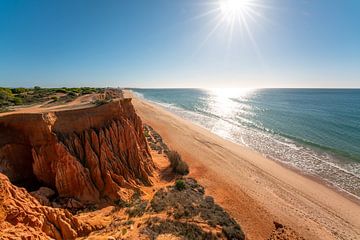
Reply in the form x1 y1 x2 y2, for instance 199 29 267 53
127 91 360 240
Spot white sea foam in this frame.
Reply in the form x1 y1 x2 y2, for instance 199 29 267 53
135 91 360 199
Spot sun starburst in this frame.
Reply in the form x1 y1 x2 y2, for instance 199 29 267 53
192 0 271 58
220 0 254 22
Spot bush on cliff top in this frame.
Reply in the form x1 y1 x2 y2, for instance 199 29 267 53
175 179 186 191
167 151 189 175
93 99 110 106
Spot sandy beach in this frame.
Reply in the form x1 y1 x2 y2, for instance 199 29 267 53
127 91 360 240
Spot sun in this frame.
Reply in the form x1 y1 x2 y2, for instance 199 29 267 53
219 0 254 22
192 0 270 56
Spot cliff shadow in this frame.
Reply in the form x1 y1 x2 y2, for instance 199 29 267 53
159 165 177 182
0 125 42 191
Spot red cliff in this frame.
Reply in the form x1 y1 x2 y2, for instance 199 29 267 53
0 99 154 204
0 173 92 239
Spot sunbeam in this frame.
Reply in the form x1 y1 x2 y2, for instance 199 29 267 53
191 0 271 59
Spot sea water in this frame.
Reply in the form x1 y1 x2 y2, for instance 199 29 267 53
132 88 360 199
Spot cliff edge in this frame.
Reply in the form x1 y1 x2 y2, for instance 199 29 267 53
0 98 155 204
0 173 92 239
0 96 250 240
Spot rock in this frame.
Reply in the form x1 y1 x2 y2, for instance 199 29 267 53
31 192 51 206
0 173 92 239
205 196 214 204
30 187 56 206
66 198 84 209
274 221 284 229
0 99 155 204
52 202 62 208
36 186 56 198
269 221 305 240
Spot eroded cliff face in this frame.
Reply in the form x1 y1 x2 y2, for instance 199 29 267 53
0 173 92 240
0 99 154 204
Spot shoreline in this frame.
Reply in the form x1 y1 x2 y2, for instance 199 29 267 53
264 153 360 205
127 90 360 240
133 91 360 204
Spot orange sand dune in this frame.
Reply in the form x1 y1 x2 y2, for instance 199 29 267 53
127 91 360 240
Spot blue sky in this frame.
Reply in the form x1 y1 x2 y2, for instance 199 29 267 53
0 0 359 88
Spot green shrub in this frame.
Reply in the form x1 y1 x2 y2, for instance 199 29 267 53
72 88 82 93
51 96 59 102
56 88 68 94
167 151 189 175
0 88 13 100
93 99 109 106
114 199 130 208
176 161 189 175
175 179 186 191
67 91 77 97
11 88 27 94
80 87 97 95
13 97 23 105
0 107 9 113
126 200 148 217
167 151 180 166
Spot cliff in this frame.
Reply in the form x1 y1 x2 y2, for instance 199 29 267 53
0 173 92 239
0 99 154 204
0 97 250 239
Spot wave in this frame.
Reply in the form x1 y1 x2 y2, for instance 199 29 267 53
273 131 360 164
139 91 360 162
132 89 360 199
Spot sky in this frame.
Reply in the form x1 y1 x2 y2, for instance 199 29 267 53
0 0 359 88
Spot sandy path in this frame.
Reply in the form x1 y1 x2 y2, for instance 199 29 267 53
129 92 360 240
0 94 100 117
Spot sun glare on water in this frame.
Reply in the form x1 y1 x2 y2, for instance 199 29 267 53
204 88 256 140
210 88 255 99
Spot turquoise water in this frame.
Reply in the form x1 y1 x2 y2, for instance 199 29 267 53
132 88 360 198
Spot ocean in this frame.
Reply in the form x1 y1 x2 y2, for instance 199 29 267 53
132 88 360 199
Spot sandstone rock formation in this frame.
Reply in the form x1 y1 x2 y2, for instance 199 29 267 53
0 99 154 204
0 173 92 239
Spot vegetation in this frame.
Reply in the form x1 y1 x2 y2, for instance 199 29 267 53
147 178 245 240
93 99 111 106
143 125 190 175
0 107 10 113
114 199 130 208
175 179 186 191
143 217 217 239
0 87 104 109
167 151 189 175
126 200 148 217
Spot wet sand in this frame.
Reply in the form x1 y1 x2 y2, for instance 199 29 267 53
128 91 360 240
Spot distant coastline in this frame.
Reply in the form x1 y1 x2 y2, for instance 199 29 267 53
131 88 360 200
127 90 360 240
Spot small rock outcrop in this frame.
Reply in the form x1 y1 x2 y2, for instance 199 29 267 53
0 173 92 239
30 187 55 206
0 99 154 204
